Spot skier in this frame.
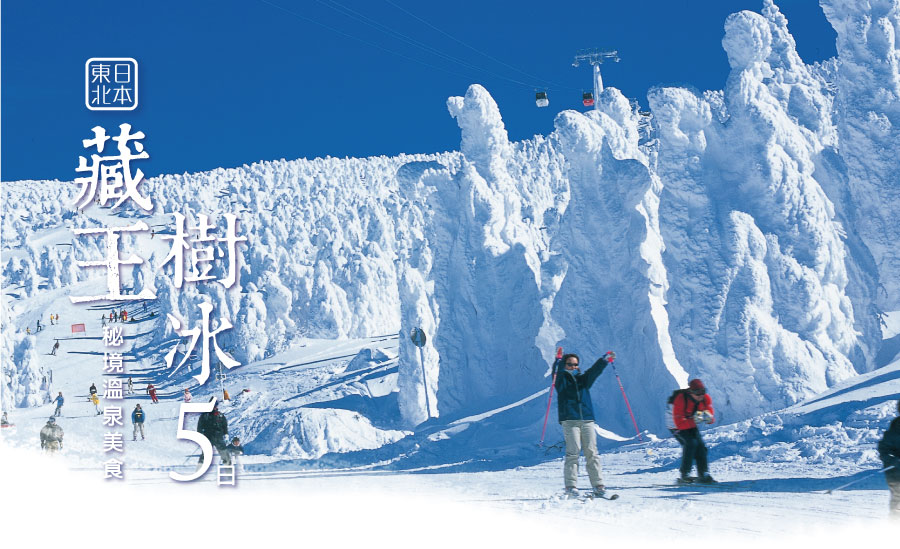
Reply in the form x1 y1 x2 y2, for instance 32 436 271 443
1 412 9 426
183 388 192 403
40 417 64 454
147 384 159 404
672 379 716 484
554 351 616 498
224 436 244 467
90 392 101 415
878 399 900 517
121 309 128 322
197 401 229 464
113 310 119 323
50 340 59 356
126 377 134 395
52 391 64 417
132 404 146 441
109 311 114 324
89 383 97 396
36 319 42 332
101 314 107 327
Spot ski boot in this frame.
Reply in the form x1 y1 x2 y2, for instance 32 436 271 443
564 487 580 499
697 473 717 484
677 473 694 485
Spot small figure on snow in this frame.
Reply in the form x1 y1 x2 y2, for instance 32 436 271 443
126 377 134 395
40 417 64 454
147 383 158 404
671 379 716 484
1 412 9 426
109 311 115 324
224 436 244 466
89 383 97 396
878 399 900 518
554 351 616 498
50 340 59 356
52 391 64 417
36 319 42 332
132 404 146 441
90 392 101 415
121 309 128 322
197 401 229 464
183 388 192 403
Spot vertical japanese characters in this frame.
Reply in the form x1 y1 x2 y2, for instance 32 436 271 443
69 122 247 481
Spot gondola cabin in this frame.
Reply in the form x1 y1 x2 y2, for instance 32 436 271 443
582 91 594 107
535 91 549 108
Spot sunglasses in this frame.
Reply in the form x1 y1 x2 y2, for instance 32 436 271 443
565 362 579 367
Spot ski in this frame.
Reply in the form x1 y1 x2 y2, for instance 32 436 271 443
563 489 620 501
585 491 620 501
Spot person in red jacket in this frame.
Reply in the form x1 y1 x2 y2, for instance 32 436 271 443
147 383 159 404
672 378 716 484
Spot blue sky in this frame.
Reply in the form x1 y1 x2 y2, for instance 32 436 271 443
1 0 836 182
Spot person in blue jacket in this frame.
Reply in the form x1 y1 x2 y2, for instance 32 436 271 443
555 351 616 498
52 392 64 417
131 404 146 441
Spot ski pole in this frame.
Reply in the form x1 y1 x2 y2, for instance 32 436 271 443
824 465 895 494
608 351 643 442
539 347 563 446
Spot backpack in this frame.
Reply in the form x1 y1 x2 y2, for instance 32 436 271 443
667 389 688 405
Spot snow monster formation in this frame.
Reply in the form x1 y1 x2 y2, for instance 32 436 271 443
649 3 877 421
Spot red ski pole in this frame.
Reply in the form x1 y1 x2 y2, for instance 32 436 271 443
539 347 563 446
607 351 644 442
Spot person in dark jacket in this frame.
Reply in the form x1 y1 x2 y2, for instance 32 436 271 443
197 401 228 464
554 350 616 497
132 404 146 441
878 400 900 518
672 379 716 484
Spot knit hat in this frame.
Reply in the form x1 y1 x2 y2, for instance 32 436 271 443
688 379 706 394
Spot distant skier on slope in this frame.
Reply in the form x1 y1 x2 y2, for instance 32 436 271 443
183 388 192 403
878 399 900 518
126 377 134 395
224 436 244 467
132 404 146 441
90 392 101 415
52 392 64 417
40 417 64 454
197 401 229 464
672 379 716 484
89 383 97 396
554 351 616 498
50 340 59 356
147 384 158 404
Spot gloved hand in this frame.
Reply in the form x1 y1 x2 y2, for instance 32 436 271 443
605 351 616 363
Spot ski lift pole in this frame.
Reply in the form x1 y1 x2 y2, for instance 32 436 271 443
540 347 564 446
410 328 431 418
824 465 895 494
607 352 643 442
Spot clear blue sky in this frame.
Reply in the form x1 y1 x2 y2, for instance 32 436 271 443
1 0 836 182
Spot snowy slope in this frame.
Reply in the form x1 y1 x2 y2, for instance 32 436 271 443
3 6 900 532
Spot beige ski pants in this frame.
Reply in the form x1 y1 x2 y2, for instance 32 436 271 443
562 420 603 489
